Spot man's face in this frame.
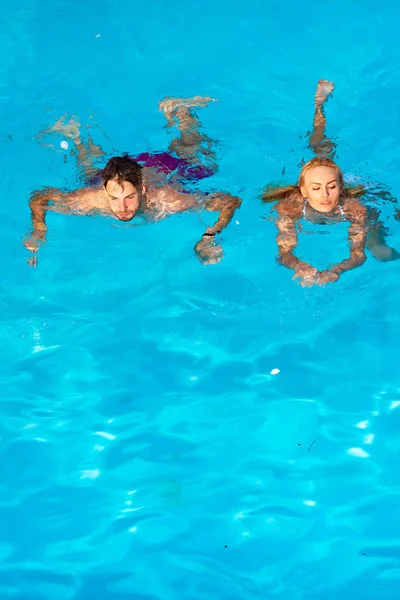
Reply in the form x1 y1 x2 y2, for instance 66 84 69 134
105 179 144 221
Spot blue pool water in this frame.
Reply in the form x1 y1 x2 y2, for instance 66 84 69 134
2 0 400 597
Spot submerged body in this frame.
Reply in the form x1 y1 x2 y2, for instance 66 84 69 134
262 80 398 286
274 171 367 286
25 97 241 266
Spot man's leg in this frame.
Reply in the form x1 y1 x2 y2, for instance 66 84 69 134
307 79 336 159
37 115 106 182
159 96 218 175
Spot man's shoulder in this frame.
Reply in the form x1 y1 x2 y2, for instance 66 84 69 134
75 185 106 200
67 186 109 213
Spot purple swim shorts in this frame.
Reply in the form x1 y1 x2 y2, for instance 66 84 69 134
86 152 214 187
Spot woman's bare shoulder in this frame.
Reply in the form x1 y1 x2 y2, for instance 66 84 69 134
342 196 367 221
276 191 303 220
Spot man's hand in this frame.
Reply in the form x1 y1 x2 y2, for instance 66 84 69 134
23 230 45 267
194 236 224 265
23 234 42 253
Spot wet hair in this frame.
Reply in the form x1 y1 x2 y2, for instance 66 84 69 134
101 155 143 190
262 157 364 203
299 157 343 187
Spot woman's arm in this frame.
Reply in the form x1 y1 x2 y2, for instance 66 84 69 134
275 201 319 285
318 199 367 284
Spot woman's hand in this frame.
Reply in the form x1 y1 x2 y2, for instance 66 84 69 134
292 263 319 286
317 270 340 285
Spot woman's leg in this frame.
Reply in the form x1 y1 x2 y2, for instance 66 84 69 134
307 79 336 159
366 207 400 261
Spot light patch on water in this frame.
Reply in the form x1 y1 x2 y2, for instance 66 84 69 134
80 469 100 479
303 500 316 507
188 376 198 381
22 423 37 429
389 401 400 410
270 368 280 375
234 511 246 520
248 374 270 384
32 344 60 354
129 526 138 533
94 444 105 451
60 140 68 149
363 433 374 445
347 447 369 458
356 420 369 429
95 431 116 441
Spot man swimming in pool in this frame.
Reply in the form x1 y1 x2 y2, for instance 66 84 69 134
24 96 241 266
261 79 399 286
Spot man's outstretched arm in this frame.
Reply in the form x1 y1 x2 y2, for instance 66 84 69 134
23 187 68 265
194 193 241 265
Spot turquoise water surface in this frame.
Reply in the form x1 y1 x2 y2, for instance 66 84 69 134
2 0 400 598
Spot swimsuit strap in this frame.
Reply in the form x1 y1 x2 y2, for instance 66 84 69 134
303 198 307 218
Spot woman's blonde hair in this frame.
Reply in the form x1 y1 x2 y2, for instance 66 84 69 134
262 157 364 203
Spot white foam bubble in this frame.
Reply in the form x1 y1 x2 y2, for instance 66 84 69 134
60 140 68 150
270 368 280 375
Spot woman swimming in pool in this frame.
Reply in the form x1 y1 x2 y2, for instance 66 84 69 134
262 79 399 286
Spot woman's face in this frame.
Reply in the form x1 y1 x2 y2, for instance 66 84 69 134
300 166 341 213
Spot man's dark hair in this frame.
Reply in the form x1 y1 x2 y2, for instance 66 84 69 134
101 155 143 190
